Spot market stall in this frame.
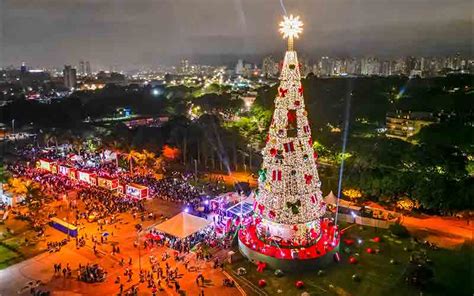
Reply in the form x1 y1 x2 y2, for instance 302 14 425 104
37 159 56 172
77 171 97 185
97 176 119 190
68 168 78 180
58 165 71 176
125 183 149 199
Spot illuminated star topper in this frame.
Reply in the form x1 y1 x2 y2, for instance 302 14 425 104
279 14 303 40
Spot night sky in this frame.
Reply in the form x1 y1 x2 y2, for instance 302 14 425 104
0 0 472 69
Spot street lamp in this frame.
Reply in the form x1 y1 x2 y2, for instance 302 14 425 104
136 230 142 272
194 159 198 179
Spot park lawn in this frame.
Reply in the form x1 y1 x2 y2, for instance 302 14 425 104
426 243 473 296
229 224 473 296
0 244 23 269
0 230 46 269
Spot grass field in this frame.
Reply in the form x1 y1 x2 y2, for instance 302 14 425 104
0 221 45 270
0 244 23 269
228 224 473 296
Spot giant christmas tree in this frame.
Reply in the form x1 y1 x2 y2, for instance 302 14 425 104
254 15 326 246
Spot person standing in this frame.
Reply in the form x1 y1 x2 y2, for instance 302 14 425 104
174 281 180 292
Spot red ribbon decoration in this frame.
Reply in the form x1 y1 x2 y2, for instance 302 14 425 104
279 87 288 98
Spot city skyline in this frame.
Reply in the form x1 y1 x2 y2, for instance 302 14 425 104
0 0 472 69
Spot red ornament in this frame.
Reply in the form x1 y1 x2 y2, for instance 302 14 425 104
298 86 304 96
278 87 288 97
269 210 276 218
366 248 374 254
295 281 304 289
294 100 300 106
313 151 318 159
258 279 267 287
308 137 312 145
258 204 265 214
287 110 297 123
349 256 358 264
304 174 313 184
293 225 298 231
270 148 277 156
372 237 381 243
311 195 316 203
343 239 355 246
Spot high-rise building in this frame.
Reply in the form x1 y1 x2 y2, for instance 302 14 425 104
345 58 359 75
381 60 392 76
319 56 333 76
298 56 312 77
333 59 343 75
235 59 244 75
180 59 189 74
79 60 85 76
20 62 27 74
262 56 279 77
86 61 91 75
361 57 381 75
63 65 77 90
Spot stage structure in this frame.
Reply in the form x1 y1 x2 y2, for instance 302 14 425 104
238 15 340 270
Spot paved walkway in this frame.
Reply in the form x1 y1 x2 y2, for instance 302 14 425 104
401 214 473 248
0 196 241 295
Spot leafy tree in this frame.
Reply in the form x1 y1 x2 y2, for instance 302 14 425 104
0 165 10 195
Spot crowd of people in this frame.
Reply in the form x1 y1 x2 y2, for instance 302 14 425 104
77 187 146 222
4 144 240 296
78 264 107 283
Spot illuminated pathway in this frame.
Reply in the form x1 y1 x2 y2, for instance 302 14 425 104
0 198 242 296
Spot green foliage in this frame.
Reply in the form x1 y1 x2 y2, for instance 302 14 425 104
389 223 410 238
223 105 271 148
404 263 434 288
0 166 10 184
193 93 243 117
413 120 474 154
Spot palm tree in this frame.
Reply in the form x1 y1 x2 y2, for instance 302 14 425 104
141 150 157 170
8 178 43 210
23 181 43 210
71 137 84 155
153 157 163 173
103 139 123 168
43 132 54 148
125 150 140 174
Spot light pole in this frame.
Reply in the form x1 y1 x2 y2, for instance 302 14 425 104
249 148 252 171
194 159 198 179
137 230 142 272
240 192 243 227
11 119 15 136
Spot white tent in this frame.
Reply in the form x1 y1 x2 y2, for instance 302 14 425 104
324 191 362 211
154 212 211 239
324 191 338 205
